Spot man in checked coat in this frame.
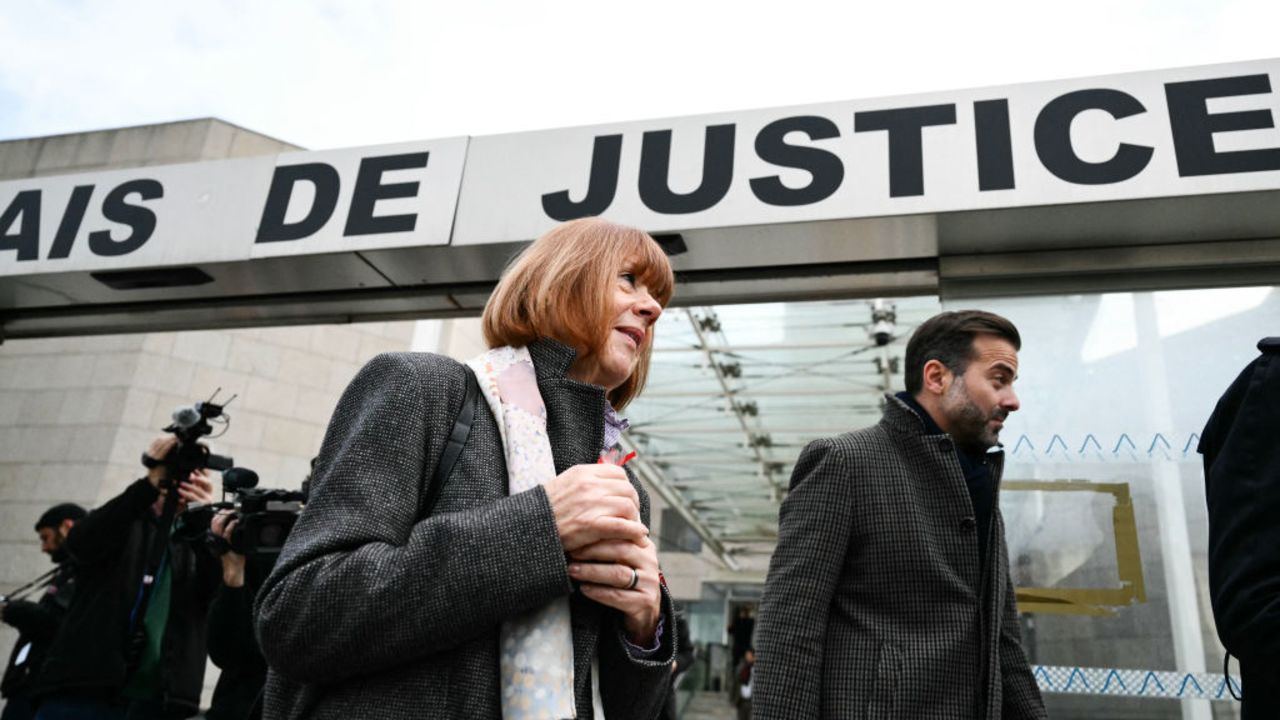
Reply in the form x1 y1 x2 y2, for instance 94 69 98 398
754 310 1047 719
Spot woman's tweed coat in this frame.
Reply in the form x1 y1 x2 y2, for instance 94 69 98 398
255 340 676 719
752 394 1046 720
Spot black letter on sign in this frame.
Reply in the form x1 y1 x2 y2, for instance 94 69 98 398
639 125 735 214
89 179 163 257
974 100 1015 191
1034 89 1153 185
854 104 957 197
542 135 623 221
750 116 844 206
344 152 430 236
256 163 341 243
1166 74 1280 177
0 190 41 261
48 185 95 259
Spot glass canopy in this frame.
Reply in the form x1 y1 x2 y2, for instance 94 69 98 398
623 296 942 570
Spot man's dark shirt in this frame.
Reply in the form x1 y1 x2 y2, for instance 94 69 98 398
729 615 754 665
206 584 267 720
897 392 995 570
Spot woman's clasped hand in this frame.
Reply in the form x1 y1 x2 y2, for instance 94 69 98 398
547 462 662 643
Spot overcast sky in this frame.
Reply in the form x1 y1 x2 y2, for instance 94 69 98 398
1 0 1276 150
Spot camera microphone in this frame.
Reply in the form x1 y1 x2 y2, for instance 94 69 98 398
223 467 259 492
172 405 201 429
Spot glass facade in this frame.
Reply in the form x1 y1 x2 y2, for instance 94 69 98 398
638 287 1274 719
948 287 1278 720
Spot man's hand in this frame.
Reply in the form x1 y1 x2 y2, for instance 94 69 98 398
211 510 245 588
544 464 647 553
178 469 215 507
567 536 662 645
143 436 179 488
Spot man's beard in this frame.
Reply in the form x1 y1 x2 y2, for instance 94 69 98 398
49 545 68 564
943 380 1006 450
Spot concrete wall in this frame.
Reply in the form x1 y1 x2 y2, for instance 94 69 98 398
0 118 301 180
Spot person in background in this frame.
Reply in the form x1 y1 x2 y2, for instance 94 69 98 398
1199 337 1280 719
1 504 86 720
735 647 754 720
204 511 267 720
726 606 754 706
30 437 220 720
727 606 754 670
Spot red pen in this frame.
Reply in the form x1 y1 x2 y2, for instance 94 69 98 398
597 448 637 466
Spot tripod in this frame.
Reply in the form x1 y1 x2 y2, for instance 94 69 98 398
0 566 58 604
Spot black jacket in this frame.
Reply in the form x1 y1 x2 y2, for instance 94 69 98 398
1199 338 1280 719
1 563 75 698
30 479 221 715
206 584 266 720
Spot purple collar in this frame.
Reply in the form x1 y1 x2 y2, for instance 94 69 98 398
603 402 630 451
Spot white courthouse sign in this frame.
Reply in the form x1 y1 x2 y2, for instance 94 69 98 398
452 58 1280 243
2 59 1279 274
0 139 468 276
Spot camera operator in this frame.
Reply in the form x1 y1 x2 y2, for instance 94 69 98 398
203 511 266 720
1 504 86 720
30 436 221 720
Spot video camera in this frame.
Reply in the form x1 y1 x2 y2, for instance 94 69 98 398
146 389 236 486
181 467 307 559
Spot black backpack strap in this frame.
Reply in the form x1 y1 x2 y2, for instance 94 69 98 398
421 365 480 518
1223 651 1243 701
126 486 181 668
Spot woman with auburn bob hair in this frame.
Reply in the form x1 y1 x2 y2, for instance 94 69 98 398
256 217 677 720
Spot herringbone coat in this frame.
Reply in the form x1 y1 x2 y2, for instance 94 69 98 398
255 340 676 719
753 395 1046 719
